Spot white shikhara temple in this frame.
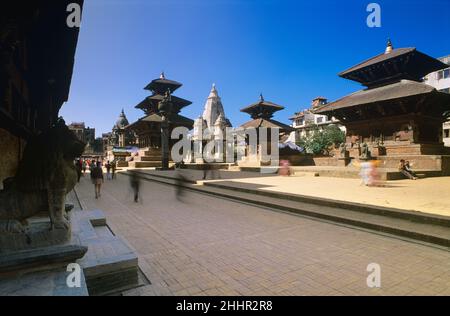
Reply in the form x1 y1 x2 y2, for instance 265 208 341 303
192 84 232 162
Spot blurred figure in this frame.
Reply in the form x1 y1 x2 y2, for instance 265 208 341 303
91 161 104 199
278 160 291 176
89 160 96 177
129 172 141 203
359 161 372 186
202 164 211 180
82 159 87 175
202 164 221 180
203 164 221 180
75 159 82 182
357 160 384 186
175 170 188 202
368 160 383 186
105 160 112 180
111 160 117 180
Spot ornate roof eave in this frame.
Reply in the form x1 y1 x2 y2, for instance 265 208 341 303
144 79 183 94
314 81 450 118
241 101 284 113
135 94 192 112
339 46 448 87
240 118 294 132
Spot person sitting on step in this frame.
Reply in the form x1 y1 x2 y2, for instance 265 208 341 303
398 159 418 180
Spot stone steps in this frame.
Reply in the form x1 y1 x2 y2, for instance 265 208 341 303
138 155 162 161
238 166 446 180
141 149 162 156
126 171 450 249
128 161 162 168
71 210 139 296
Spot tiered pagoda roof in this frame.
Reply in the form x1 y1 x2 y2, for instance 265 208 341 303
338 40 448 88
240 94 293 132
135 94 192 114
128 72 194 130
315 40 450 120
144 72 182 94
135 72 192 115
241 94 285 119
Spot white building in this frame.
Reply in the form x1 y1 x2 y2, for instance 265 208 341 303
423 55 450 146
288 97 345 143
192 84 232 162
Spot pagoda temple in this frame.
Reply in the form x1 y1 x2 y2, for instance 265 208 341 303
314 40 450 174
126 73 194 167
239 94 293 166
241 94 293 133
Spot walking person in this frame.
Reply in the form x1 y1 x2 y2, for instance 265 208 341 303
202 164 210 180
91 161 104 199
111 160 116 180
89 160 96 175
75 159 82 183
357 161 371 186
202 164 221 180
105 161 112 180
129 172 141 203
175 170 188 202
82 159 87 175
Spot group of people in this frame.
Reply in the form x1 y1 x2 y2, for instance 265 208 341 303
73 159 117 199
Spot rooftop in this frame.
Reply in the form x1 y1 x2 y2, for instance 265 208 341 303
135 94 192 113
241 94 284 119
314 79 450 114
338 40 448 87
144 72 183 94
240 117 293 132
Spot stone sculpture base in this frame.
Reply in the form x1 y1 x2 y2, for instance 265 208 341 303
0 221 71 254
0 240 88 277
0 209 140 296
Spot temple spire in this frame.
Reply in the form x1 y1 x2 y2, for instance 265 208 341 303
385 38 393 54
259 93 264 102
208 83 218 98
160 72 165 80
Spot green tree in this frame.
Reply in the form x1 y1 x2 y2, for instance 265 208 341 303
296 124 345 156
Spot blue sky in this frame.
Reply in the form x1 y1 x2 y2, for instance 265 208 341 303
61 0 450 136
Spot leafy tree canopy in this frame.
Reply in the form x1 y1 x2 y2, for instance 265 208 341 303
296 124 345 156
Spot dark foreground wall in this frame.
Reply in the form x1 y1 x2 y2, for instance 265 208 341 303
0 0 83 186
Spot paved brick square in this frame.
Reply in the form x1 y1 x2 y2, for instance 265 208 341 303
74 174 450 296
